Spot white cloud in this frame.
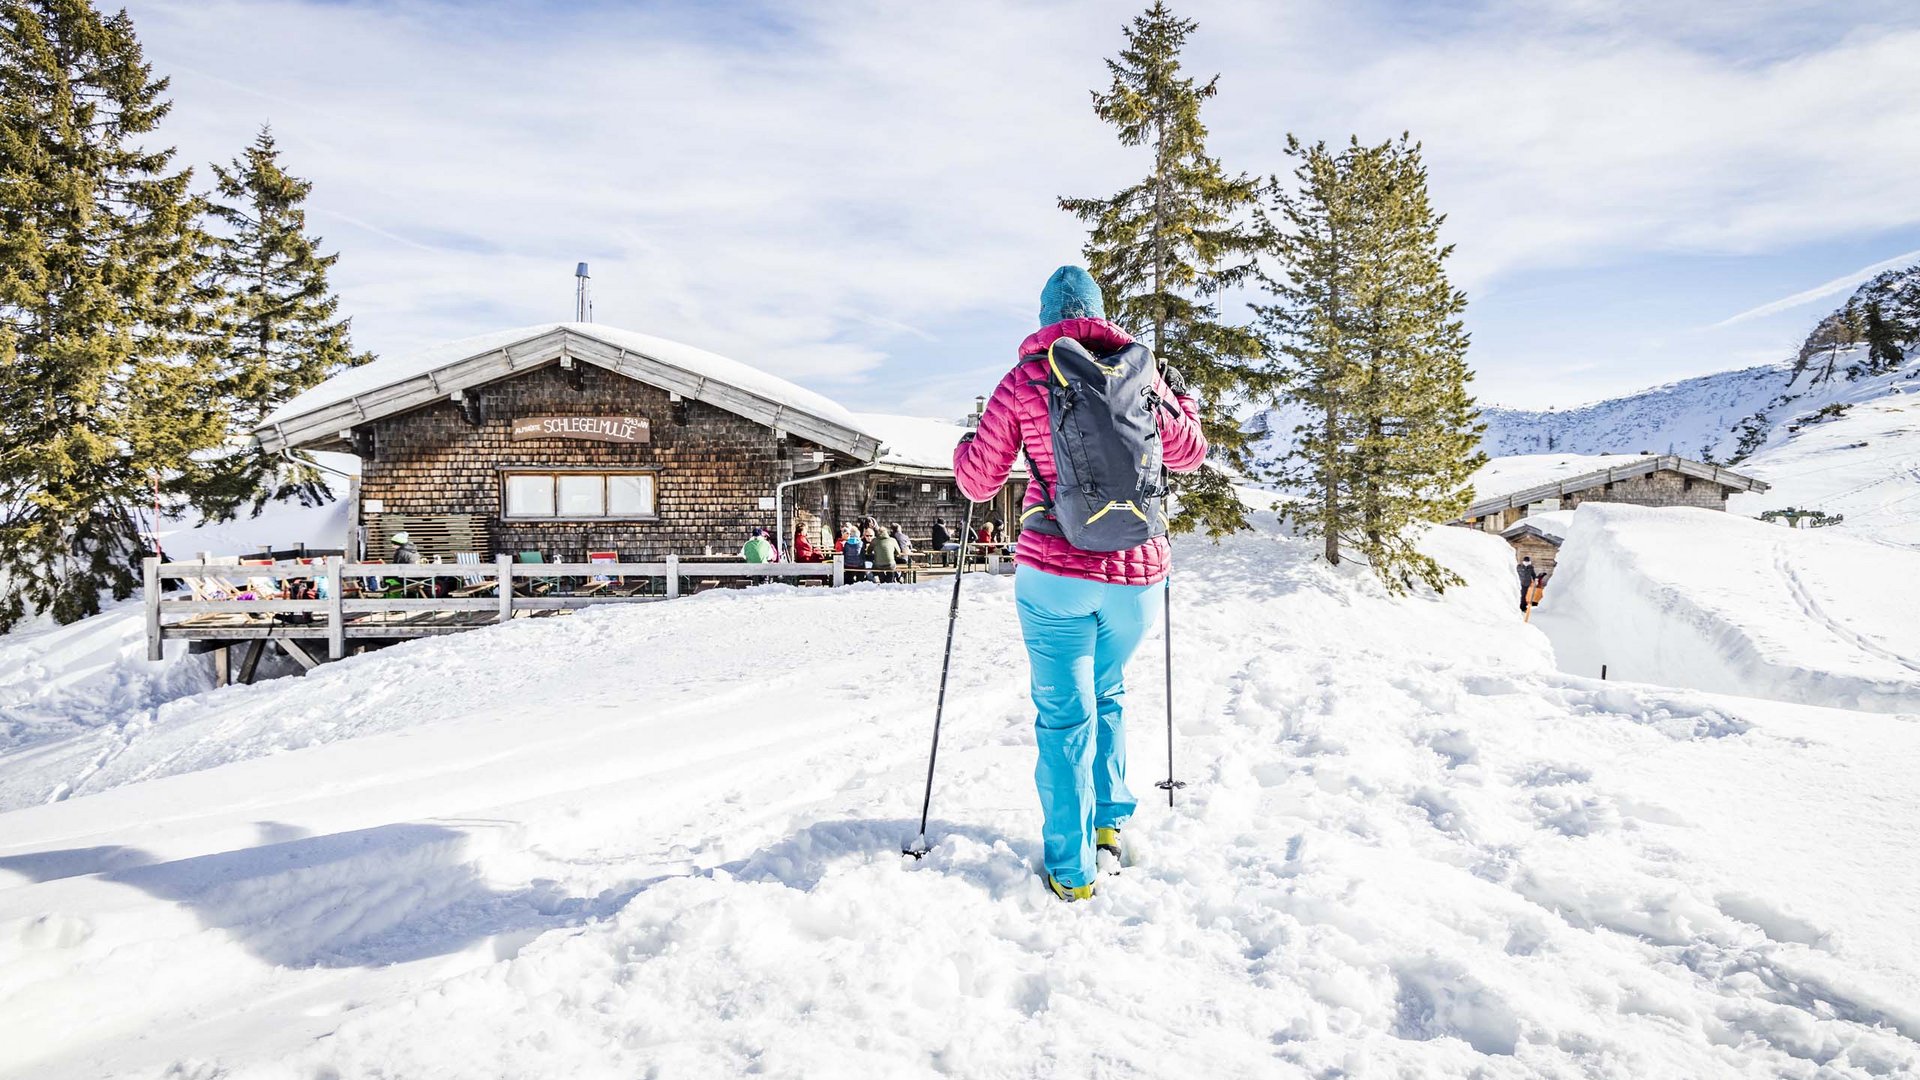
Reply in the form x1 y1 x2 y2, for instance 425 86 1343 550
123 0 1920 413
1711 246 1920 326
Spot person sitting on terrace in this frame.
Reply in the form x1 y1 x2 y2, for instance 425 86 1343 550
390 532 420 564
741 529 774 564
931 519 955 551
792 524 826 563
868 526 901 583
890 523 913 558
840 525 863 566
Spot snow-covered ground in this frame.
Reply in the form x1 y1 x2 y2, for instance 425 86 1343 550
1732 388 1920 549
2 507 1916 1078
1532 503 1920 712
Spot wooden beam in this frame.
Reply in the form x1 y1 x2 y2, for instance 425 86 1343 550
497 555 514 623
279 638 322 672
144 556 163 661
237 638 267 685
325 556 346 660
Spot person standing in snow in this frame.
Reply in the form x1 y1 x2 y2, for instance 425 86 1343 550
952 265 1208 902
1516 555 1536 614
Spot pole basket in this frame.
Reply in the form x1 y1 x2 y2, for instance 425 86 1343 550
903 834 930 859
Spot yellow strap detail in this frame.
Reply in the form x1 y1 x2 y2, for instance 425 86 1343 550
1084 500 1149 527
1021 503 1047 522
1046 340 1069 387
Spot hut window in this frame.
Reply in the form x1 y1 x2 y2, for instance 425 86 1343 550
504 470 657 519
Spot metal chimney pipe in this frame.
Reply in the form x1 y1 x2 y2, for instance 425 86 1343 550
574 262 592 323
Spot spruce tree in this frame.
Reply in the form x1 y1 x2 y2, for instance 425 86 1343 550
1259 136 1484 594
1855 300 1904 379
1059 1 1269 538
199 125 370 519
0 0 226 630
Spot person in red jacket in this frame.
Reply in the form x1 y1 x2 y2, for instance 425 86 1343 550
792 524 825 563
952 266 1207 901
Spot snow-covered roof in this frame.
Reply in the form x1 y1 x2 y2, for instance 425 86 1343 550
258 323 880 461
1501 509 1576 544
1471 454 1656 499
849 412 1028 478
1461 453 1769 520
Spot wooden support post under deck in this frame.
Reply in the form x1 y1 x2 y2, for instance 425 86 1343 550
143 556 162 661
832 553 844 587
666 553 680 599
496 555 514 623
213 646 231 686
280 638 321 672
325 556 346 660
237 638 267 685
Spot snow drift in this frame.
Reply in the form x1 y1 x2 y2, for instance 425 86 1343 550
2 509 1916 1079
1533 503 1920 712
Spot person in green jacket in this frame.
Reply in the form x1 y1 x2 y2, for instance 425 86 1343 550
868 528 901 583
741 530 774 563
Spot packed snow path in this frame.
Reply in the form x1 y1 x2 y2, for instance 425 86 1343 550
1535 504 1920 712
1 525 1916 1078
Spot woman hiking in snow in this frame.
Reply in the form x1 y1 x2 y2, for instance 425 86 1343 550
952 265 1207 901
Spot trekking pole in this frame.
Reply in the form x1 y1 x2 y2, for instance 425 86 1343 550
1155 466 1184 807
905 498 977 858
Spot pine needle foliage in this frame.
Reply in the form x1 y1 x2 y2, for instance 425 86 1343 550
0 0 226 630
199 125 371 519
1059 1 1270 538
1258 135 1485 594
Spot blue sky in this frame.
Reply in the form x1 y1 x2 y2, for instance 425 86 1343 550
125 0 1920 414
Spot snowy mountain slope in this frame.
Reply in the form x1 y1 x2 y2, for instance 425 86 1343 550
1731 386 1920 548
1478 364 1790 460
1532 503 1920 710
2 510 1916 1078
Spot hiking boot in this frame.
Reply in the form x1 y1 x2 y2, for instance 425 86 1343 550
1046 873 1095 902
1095 827 1123 875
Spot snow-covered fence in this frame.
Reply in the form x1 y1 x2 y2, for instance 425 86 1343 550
143 553 848 665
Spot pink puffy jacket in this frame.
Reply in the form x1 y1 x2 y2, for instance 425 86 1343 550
952 318 1208 586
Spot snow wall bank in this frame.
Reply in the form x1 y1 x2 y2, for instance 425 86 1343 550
1533 503 1920 713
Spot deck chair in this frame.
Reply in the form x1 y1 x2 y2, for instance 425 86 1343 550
588 550 645 596
515 551 556 596
448 551 494 598
181 555 246 601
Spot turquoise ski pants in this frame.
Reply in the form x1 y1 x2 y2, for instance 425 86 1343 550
1014 565 1164 888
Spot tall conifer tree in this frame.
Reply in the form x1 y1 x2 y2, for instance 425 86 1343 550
200 125 370 518
1060 2 1268 538
1259 136 1484 594
0 0 225 630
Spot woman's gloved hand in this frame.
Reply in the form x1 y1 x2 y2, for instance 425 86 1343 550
1161 364 1189 398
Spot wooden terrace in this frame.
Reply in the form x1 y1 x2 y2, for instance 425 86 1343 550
143 550 1011 683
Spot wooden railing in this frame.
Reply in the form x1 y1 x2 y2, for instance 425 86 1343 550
144 554 848 662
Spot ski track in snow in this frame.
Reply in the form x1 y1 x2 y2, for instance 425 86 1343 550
1 521 1917 1079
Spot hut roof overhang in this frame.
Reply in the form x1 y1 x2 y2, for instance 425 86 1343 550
256 323 883 462
1458 454 1770 521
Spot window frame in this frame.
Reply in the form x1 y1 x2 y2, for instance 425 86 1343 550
499 467 660 522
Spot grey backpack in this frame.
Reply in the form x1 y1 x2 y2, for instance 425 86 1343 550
1020 337 1169 552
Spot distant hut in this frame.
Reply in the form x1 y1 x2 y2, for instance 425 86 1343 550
1454 452 1770 568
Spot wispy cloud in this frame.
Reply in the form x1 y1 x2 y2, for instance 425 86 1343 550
123 0 1920 411
1711 246 1920 327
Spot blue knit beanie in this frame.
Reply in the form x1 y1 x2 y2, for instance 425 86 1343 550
1039 265 1105 326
